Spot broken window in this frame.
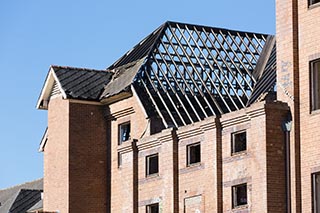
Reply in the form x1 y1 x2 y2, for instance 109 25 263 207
231 131 247 154
311 59 320 111
309 0 320 6
187 142 201 166
146 203 159 213
232 183 248 208
312 172 320 213
119 122 130 144
146 154 159 176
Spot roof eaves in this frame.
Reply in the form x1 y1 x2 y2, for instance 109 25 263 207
38 127 47 152
36 66 67 110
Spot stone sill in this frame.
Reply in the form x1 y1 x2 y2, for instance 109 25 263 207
311 108 320 116
232 204 249 212
308 2 320 10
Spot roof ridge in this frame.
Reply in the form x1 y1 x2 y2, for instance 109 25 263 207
51 65 111 73
166 20 272 36
0 178 43 192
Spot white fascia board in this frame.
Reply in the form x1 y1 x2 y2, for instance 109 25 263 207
36 67 67 109
38 127 48 152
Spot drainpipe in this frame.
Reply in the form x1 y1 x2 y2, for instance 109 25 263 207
282 117 292 213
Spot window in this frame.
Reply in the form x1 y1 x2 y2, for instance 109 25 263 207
119 122 130 144
231 131 247 154
187 142 201 166
312 172 320 213
311 59 320 111
146 154 159 176
118 152 122 168
146 203 159 213
309 0 320 6
232 183 248 208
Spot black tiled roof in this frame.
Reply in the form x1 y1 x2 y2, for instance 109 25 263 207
9 190 41 213
26 200 42 213
0 179 43 213
52 66 113 101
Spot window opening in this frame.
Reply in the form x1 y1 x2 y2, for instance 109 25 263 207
311 59 320 111
146 154 159 176
309 0 320 6
119 122 130 144
231 131 247 154
232 183 248 208
146 203 159 213
187 143 201 166
312 172 320 213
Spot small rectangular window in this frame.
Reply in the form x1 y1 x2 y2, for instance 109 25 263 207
146 154 159 176
232 183 248 208
187 142 201 166
146 203 159 213
119 122 130 144
312 172 320 213
309 0 320 6
118 152 122 168
231 131 247 155
311 59 320 111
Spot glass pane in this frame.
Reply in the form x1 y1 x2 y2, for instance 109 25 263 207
232 131 247 154
236 184 247 206
189 143 201 165
312 61 320 110
119 123 130 143
148 155 159 175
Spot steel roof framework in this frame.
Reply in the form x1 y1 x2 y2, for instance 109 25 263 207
111 22 274 128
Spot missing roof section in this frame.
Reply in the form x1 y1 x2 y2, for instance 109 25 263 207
38 21 277 129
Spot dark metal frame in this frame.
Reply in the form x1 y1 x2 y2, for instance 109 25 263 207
110 22 276 128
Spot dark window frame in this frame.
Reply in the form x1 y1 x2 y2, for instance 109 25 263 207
310 59 320 112
146 153 159 177
146 203 159 213
187 142 201 166
312 172 320 213
117 152 122 168
118 122 131 144
309 0 320 7
232 183 248 209
231 131 247 155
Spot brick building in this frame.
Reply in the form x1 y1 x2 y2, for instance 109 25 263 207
36 0 320 212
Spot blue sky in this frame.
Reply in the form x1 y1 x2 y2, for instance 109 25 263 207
0 0 275 189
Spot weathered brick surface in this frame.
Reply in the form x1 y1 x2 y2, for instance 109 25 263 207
106 98 288 212
297 1 320 213
44 97 108 213
44 92 289 213
277 0 320 212
44 96 69 213
68 102 108 212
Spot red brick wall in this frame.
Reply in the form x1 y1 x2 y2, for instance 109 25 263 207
44 96 69 213
220 102 288 212
44 97 108 213
277 0 320 212
68 102 108 212
276 0 302 211
297 1 320 212
44 95 289 212
107 98 287 212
